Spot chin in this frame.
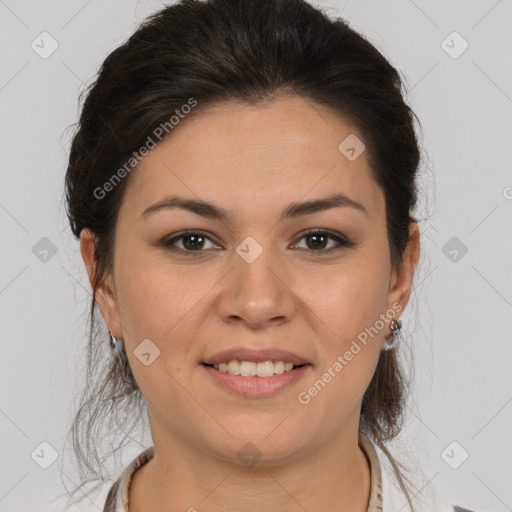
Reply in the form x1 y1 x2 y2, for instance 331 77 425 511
205 427 309 467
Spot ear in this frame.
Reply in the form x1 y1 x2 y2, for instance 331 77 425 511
80 228 123 337
385 222 420 334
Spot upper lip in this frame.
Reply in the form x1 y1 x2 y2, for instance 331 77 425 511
202 347 311 366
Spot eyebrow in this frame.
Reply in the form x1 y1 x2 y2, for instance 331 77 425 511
140 192 368 221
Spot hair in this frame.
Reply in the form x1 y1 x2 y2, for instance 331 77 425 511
62 0 426 509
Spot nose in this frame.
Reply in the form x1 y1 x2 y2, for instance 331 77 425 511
215 243 297 329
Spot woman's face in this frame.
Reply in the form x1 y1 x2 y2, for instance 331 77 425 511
82 95 419 465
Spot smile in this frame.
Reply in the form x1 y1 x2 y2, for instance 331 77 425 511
201 361 312 397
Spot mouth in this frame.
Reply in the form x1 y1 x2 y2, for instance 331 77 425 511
200 360 313 397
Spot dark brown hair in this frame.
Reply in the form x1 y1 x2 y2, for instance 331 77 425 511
62 0 426 508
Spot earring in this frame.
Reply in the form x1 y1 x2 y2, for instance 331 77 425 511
381 319 402 351
109 331 123 350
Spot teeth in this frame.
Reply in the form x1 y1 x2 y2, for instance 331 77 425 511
213 360 297 377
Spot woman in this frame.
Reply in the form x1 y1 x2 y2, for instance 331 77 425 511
64 0 477 510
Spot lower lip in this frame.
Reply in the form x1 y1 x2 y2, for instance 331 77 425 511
201 364 312 398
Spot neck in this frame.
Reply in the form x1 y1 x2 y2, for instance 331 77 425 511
130 422 372 512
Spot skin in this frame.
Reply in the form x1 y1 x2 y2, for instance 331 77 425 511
81 95 420 512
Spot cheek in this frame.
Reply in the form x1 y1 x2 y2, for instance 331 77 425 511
115 245 194 328
114 249 225 367
320 258 389 401
304 260 390 340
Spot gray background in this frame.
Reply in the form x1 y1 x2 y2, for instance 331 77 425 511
0 0 511 510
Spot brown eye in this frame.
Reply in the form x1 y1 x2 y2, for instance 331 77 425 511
179 233 207 251
161 230 217 255
292 230 355 254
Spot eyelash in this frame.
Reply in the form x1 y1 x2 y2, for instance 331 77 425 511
160 229 355 256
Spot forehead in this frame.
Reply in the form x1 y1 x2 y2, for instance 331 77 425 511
121 95 383 221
